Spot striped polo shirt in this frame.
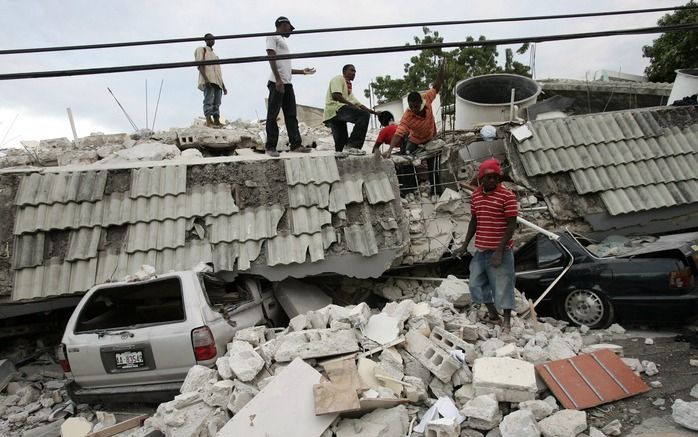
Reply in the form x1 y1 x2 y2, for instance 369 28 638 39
395 88 438 145
471 183 518 250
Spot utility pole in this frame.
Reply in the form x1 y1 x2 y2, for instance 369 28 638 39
66 107 79 147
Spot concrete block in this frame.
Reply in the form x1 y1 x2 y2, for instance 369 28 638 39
60 417 93 437
228 340 265 381
499 409 540 437
233 326 267 346
274 278 332 318
455 384 475 407
289 314 310 331
425 417 460 437
494 343 520 359
0 359 16 392
434 275 471 307
538 409 587 437
203 380 235 408
218 358 337 437
518 399 555 420
405 330 460 383
335 405 409 437
430 326 477 364
216 357 233 380
273 329 359 362
179 365 218 393
472 357 537 402
462 393 500 422
672 399 698 431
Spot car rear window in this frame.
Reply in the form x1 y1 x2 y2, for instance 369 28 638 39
74 277 185 333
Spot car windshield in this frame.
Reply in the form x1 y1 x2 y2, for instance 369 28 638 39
74 277 185 333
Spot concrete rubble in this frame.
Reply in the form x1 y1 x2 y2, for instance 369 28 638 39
672 399 698 431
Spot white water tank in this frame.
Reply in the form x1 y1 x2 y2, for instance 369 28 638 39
455 74 541 130
668 69 698 105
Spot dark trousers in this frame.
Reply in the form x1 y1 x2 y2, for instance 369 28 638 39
328 105 370 152
265 82 302 150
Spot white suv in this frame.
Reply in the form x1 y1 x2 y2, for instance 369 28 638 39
58 271 280 403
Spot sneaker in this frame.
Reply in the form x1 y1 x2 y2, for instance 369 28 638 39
344 147 366 156
266 149 280 158
290 145 311 153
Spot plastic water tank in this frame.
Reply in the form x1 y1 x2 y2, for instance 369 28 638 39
668 69 698 105
455 74 541 130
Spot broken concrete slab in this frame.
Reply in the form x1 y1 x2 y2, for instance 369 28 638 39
228 340 265 381
0 359 16 392
538 409 587 437
472 357 537 402
233 325 267 346
462 394 500 422
273 329 359 362
499 409 540 437
179 365 218 393
365 313 400 345
672 399 698 431
21 418 64 437
518 399 555 420
274 278 332 318
147 398 228 436
60 417 93 437
405 330 461 383
218 358 337 437
335 405 409 437
580 344 623 356
227 380 259 414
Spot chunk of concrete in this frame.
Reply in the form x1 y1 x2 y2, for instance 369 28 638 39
274 278 332 318
425 417 460 437
403 375 428 403
430 326 477 364
218 358 337 437
642 360 659 376
499 409 540 437
216 357 233 380
580 344 623 356
518 400 555 420
273 329 359 362
538 409 587 437
233 326 267 346
60 417 93 437
335 405 409 437
203 379 235 408
601 419 622 436
0 359 16 392
462 394 500 422
690 383 698 399
179 365 218 393
348 302 371 328
228 340 265 381
545 337 576 360
434 276 471 307
472 357 537 402
147 399 228 436
365 313 400 345
227 380 259 415
672 399 698 431
21 419 64 437
405 330 460 383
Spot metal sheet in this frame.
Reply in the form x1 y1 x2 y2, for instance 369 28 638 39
600 180 698 215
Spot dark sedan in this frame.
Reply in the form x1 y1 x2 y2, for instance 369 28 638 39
515 231 698 329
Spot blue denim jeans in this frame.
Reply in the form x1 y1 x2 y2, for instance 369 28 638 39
203 83 222 117
469 248 515 310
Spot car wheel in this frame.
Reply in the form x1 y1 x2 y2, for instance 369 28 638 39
558 289 614 329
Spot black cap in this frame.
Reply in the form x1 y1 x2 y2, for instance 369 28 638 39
275 16 295 31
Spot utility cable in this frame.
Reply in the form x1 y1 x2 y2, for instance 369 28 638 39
0 5 695 55
1 22 696 81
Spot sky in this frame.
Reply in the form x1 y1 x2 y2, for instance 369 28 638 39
0 0 684 148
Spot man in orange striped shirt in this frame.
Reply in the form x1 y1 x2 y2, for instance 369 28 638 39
464 158 518 334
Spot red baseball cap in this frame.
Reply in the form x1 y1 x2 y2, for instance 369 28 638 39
478 158 503 179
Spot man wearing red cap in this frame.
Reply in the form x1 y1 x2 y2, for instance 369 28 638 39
464 158 518 334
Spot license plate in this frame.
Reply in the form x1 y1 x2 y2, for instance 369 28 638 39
115 351 145 369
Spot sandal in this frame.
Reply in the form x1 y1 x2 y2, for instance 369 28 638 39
481 314 502 325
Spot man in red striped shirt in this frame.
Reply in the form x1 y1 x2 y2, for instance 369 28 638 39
463 158 518 334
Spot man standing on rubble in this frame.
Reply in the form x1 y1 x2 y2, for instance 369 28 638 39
383 60 446 157
195 33 227 128
323 64 381 155
463 158 518 335
265 16 316 158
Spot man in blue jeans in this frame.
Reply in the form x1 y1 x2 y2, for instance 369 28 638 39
195 34 227 128
463 158 518 334
323 64 381 155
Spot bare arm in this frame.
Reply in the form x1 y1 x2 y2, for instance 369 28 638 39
433 60 446 93
384 132 405 158
463 215 477 251
266 49 284 92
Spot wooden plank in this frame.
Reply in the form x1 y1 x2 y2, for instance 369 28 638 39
86 414 149 437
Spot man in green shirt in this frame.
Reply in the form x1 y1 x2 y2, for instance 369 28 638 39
323 64 380 155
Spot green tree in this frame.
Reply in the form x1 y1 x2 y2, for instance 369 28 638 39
364 27 531 105
643 1 698 82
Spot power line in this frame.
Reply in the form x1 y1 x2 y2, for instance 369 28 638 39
1 22 696 81
0 5 695 56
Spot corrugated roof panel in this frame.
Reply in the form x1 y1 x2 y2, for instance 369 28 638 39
265 233 325 266
14 184 239 234
206 205 284 244
287 184 330 208
344 224 378 256
600 180 698 215
322 226 337 249
15 171 107 206
571 155 698 194
329 179 363 213
520 111 664 152
12 233 44 270
212 240 263 271
289 207 331 235
126 219 187 253
364 174 396 204
66 227 102 261
284 156 340 186
131 165 187 198
13 257 98 301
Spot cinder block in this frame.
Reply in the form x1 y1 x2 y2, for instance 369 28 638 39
425 418 460 437
430 326 477 364
405 330 460 383
472 357 537 402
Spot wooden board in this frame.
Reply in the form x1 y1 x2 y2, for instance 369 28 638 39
85 414 149 437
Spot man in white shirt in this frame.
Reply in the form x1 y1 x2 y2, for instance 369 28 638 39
265 16 316 157
195 33 227 128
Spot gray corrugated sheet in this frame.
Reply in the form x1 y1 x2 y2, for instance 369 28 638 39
130 165 186 198
265 233 325 266
520 111 664 152
66 227 102 261
13 257 98 300
289 207 331 235
206 205 284 244
14 183 239 234
518 125 698 176
600 180 698 215
212 240 263 271
284 156 340 186
329 179 364 212
15 171 107 206
12 234 44 270
571 154 698 194
321 226 337 249
126 219 187 253
364 174 396 204
344 224 378 256
288 184 330 208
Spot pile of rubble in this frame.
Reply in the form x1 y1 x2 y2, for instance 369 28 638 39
120 277 696 437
